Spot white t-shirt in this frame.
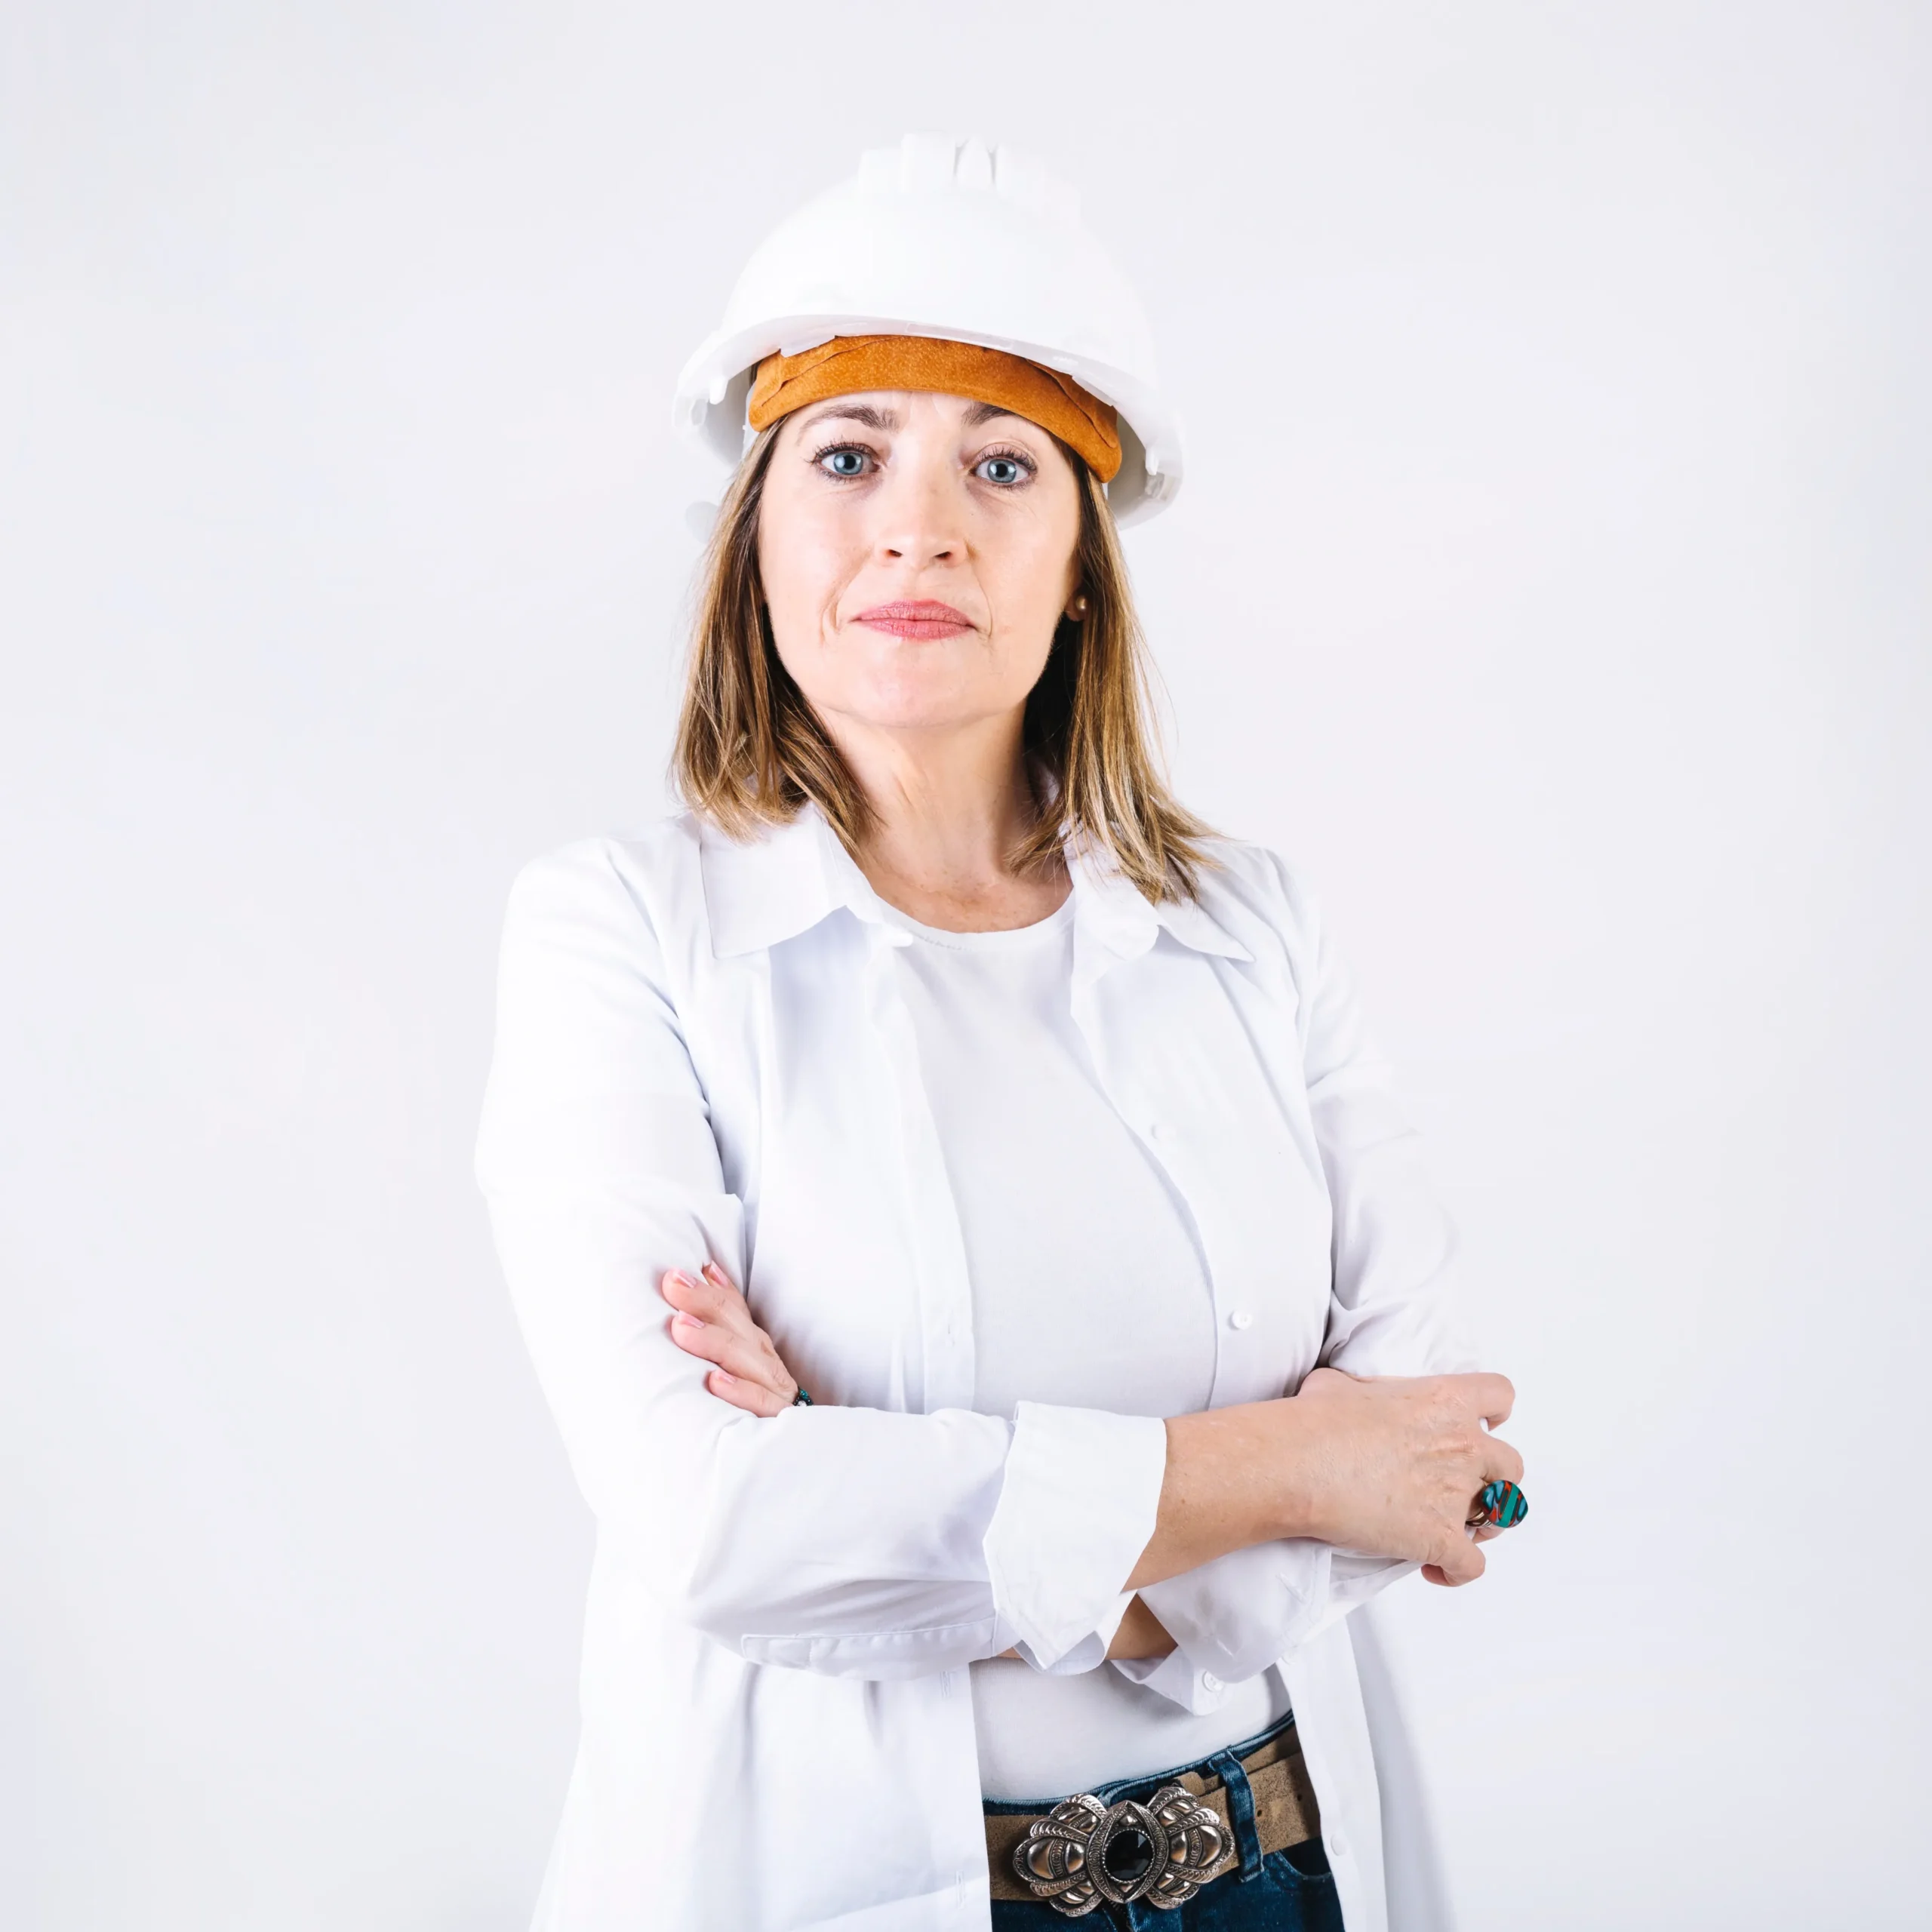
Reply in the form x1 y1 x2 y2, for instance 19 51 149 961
891 894 1292 1802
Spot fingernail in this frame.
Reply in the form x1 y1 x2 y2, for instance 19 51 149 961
666 1270 695 1290
712 1369 735 1385
702 1261 726 1284
671 1310 701 1330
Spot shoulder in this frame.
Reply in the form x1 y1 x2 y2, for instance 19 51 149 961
494 812 733 1000
500 811 715 939
498 807 829 988
1186 832 1329 973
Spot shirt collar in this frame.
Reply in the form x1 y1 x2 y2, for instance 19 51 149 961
700 802 1251 965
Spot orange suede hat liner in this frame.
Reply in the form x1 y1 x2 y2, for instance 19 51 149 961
747 334 1123 482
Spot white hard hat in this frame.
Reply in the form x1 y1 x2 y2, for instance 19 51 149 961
673 134 1183 526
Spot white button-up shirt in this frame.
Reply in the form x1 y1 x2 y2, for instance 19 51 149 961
475 804 1472 1932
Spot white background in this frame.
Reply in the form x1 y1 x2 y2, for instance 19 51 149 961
4 5 1927 1927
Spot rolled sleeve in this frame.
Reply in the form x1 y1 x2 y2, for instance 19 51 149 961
983 1401 1168 1669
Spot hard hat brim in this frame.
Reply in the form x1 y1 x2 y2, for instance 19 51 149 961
673 315 1183 528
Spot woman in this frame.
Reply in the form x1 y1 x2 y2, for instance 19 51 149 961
477 136 1524 1932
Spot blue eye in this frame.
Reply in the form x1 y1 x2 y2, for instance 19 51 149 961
976 454 1028 486
817 446 871 478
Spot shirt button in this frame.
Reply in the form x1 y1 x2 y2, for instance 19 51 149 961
1201 1671 1222 1692
1146 1121 1164 1141
1226 1309 1253 1331
1329 1830 1347 1858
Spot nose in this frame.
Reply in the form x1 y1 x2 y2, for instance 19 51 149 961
870 449 965 570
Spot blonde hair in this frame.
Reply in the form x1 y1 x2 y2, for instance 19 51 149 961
672 425 1215 903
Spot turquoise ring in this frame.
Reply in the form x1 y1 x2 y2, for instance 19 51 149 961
1469 1480 1527 1530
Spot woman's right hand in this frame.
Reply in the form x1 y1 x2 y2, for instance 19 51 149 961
1131 1366 1522 1591
660 1262 803 1417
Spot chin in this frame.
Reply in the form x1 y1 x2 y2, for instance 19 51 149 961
841 699 991 737
832 672 1004 736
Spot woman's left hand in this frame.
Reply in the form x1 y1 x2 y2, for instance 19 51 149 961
660 1263 802 1417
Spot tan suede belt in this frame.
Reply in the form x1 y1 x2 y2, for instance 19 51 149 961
986 1724 1321 1909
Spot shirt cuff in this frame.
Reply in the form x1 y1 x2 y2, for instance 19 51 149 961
1317 1551 1416 1632
1109 1644 1232 1715
983 1403 1168 1671
1135 1539 1334 1684
1020 1589 1137 1677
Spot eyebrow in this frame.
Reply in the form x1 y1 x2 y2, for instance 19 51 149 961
962 399 1026 428
794 401 900 435
792 398 1034 438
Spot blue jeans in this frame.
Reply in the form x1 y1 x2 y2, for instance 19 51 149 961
986 1719 1345 1932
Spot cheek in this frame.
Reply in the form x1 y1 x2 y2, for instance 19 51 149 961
758 500 857 661
983 506 1080 655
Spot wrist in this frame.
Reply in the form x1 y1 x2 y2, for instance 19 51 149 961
1253 1395 1330 1544
1178 1398 1330 1546
1132 1401 1327 1588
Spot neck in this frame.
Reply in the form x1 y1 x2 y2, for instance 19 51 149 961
823 710 1069 932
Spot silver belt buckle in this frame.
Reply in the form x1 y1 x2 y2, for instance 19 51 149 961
1012 1783 1227 1915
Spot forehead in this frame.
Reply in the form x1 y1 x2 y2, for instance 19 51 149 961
786 392 1040 438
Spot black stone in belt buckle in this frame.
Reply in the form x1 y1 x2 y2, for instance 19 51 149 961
1012 1784 1228 1914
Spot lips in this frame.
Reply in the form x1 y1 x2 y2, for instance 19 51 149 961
852 599 975 639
